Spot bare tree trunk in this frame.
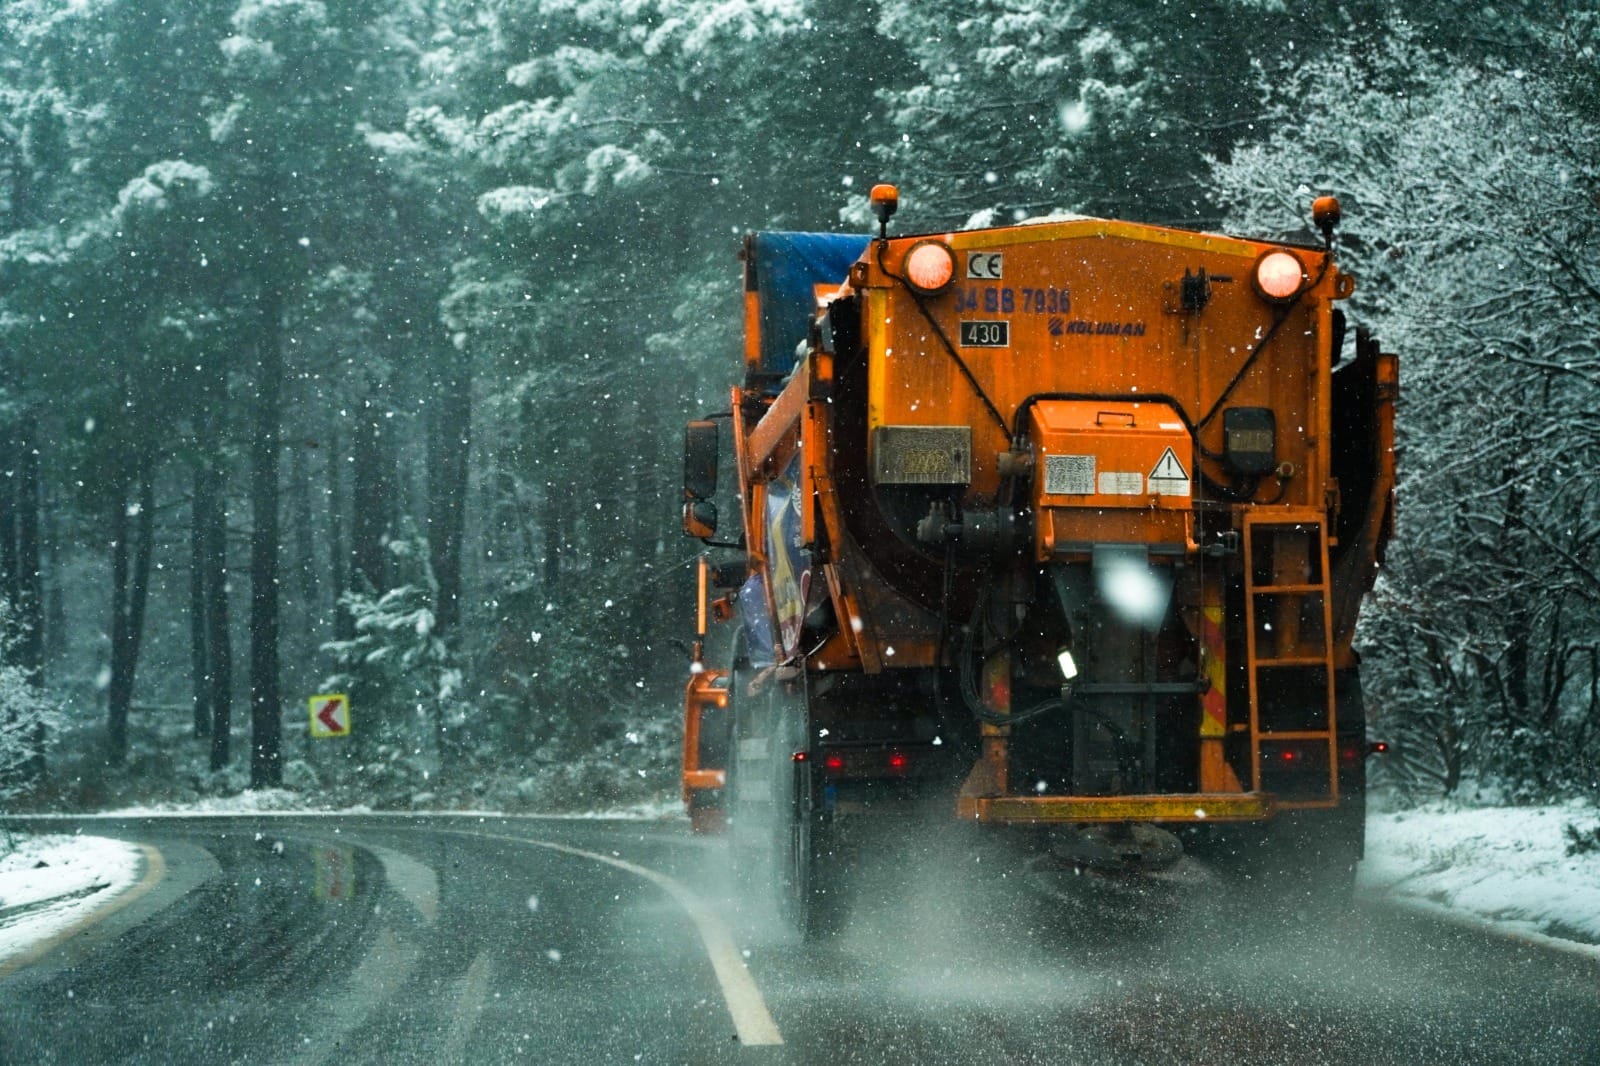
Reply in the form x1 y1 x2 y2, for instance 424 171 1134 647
350 398 393 594
427 343 471 634
190 464 211 738
291 439 317 602
0 418 16 613
130 474 155 675
107 475 131 764
249 284 284 789
44 486 65 664
204 448 233 771
0 205 19 619
1500 477 1530 720
14 411 42 674
107 469 155 765
327 427 352 641
284 438 319 680
530 403 564 600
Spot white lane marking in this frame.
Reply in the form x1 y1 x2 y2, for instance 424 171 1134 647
452 830 784 1047
300 927 422 1066
285 839 433 1066
363 843 440 925
438 950 494 1062
0 843 166 979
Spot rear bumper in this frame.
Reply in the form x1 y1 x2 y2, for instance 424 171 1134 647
956 792 1279 825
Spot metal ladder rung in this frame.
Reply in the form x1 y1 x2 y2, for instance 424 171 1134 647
1242 511 1338 801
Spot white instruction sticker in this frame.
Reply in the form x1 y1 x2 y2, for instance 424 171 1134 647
1098 472 1144 495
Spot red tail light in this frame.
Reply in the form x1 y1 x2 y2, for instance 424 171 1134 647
823 753 845 774
887 751 908 772
982 656 1011 712
1260 740 1325 775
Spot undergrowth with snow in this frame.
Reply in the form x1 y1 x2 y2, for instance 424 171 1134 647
14 692 677 816
1360 800 1600 951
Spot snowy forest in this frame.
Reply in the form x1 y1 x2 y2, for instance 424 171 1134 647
0 0 1596 812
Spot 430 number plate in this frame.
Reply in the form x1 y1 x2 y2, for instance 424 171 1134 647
959 320 1009 347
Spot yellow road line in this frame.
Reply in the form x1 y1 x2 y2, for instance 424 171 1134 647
0 842 166 979
447 829 784 1047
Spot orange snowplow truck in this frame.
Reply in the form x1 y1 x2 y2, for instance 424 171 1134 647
682 186 1395 930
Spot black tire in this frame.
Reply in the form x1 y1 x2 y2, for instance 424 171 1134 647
725 635 771 895
784 751 842 939
768 667 846 939
726 655 842 938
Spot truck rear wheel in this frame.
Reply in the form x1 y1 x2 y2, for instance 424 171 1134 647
727 660 773 897
772 672 844 938
783 763 842 938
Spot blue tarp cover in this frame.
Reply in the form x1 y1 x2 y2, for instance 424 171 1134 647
752 231 871 378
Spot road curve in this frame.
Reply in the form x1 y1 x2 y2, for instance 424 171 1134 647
0 814 1594 1065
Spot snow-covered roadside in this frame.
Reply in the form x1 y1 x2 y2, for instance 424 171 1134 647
1 802 680 969
0 834 146 970
77 792 687 821
1359 801 1600 959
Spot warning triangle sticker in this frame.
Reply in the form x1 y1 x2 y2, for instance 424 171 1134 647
1149 447 1189 482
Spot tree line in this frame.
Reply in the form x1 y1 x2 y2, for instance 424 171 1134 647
0 0 1594 807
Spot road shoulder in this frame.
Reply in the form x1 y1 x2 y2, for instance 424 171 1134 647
0 834 153 976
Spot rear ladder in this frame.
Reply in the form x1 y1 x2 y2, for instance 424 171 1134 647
1242 511 1338 807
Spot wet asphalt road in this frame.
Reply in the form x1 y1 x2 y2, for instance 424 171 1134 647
1 814 1596 1065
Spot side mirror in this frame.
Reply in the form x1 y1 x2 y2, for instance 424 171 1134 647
683 420 720 537
684 499 718 539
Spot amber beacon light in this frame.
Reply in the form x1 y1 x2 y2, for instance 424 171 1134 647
870 183 899 238
1312 195 1342 244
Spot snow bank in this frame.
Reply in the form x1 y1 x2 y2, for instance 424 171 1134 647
0 834 144 968
95 787 311 818
1360 800 1600 957
31 794 687 822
